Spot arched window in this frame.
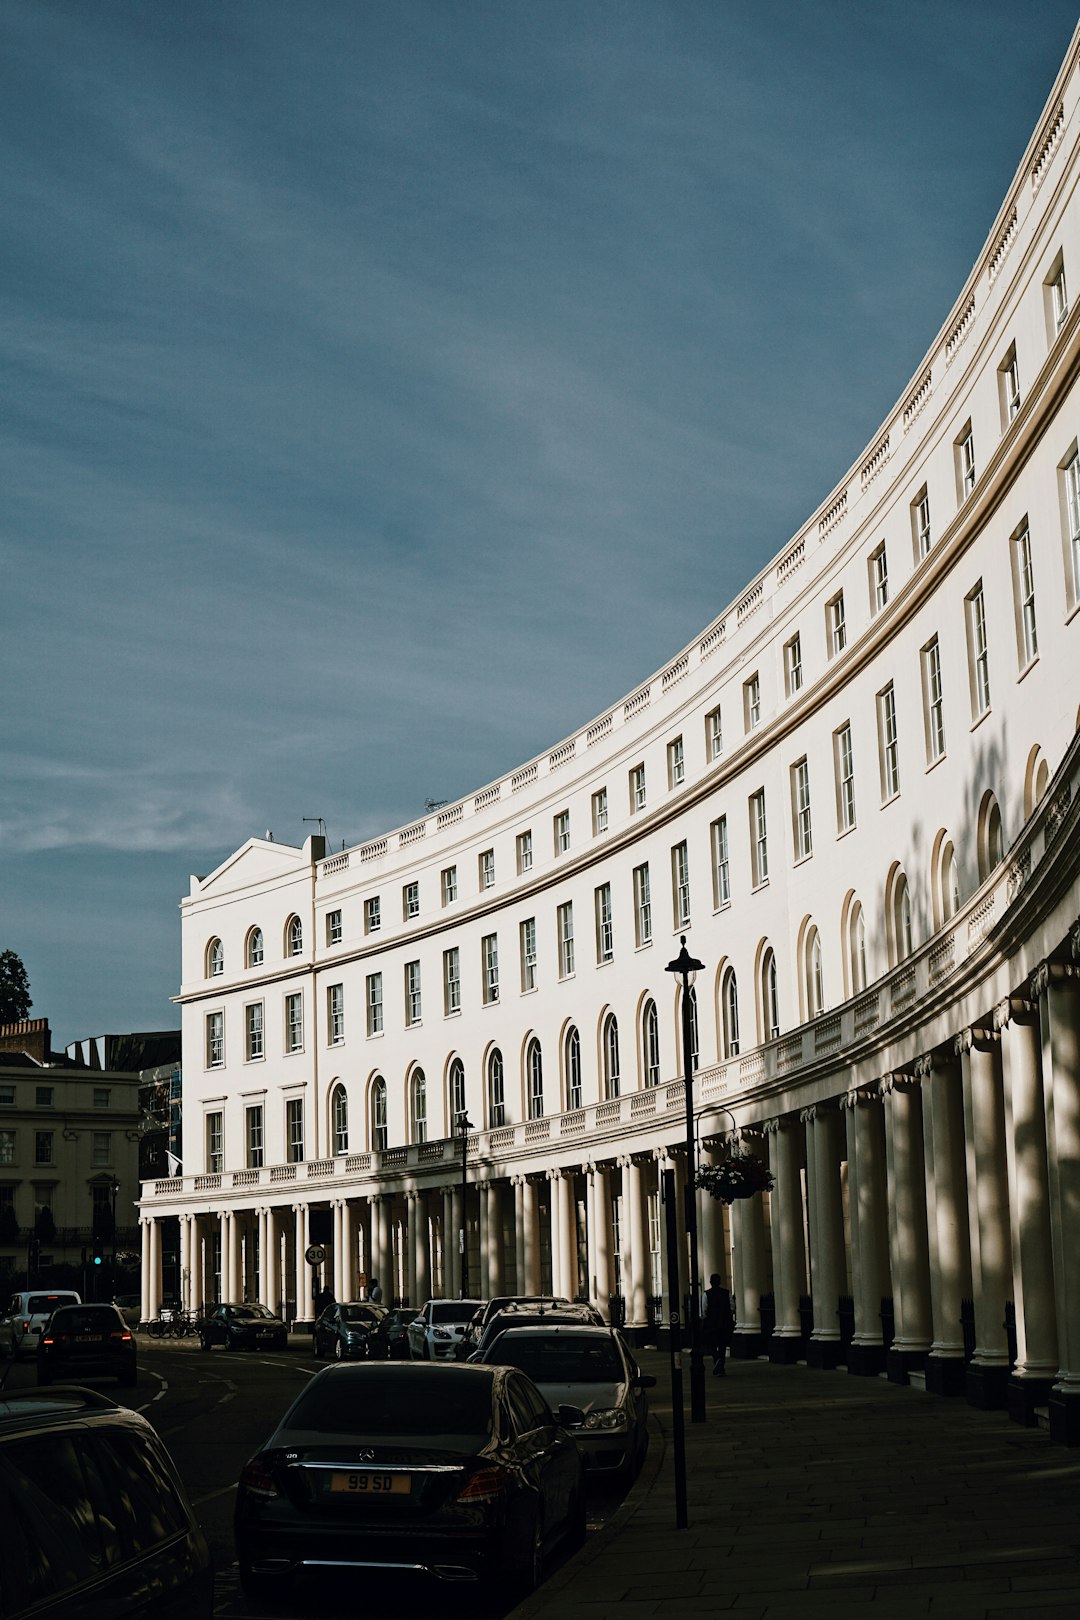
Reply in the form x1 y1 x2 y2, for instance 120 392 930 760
247 928 264 968
602 1014 620 1100
1024 746 1050 817
804 925 824 1018
722 970 740 1059
207 938 223 978
886 868 913 966
488 1049 505 1128
371 1077 387 1152
934 835 961 927
565 1026 582 1111
851 906 867 994
449 1058 466 1132
642 999 660 1087
761 949 779 1043
678 986 700 1072
527 1039 544 1120
287 915 303 957
411 1068 427 1144
331 1083 348 1156
977 792 1005 880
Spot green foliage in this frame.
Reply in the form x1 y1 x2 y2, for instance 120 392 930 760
0 950 32 1025
695 1153 775 1205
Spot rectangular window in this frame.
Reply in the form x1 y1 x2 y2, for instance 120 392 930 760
1063 449 1080 602
629 764 646 813
479 849 495 890
364 896 381 934
878 682 901 799
0 1130 14 1165
443 947 461 1015
784 634 803 696
367 972 384 1035
592 788 608 835
671 841 690 928
835 722 856 832
966 582 991 718
0 1086 14 1106
558 901 575 978
595 883 614 963
93 1087 110 1109
405 960 422 1026
999 345 1021 427
633 862 652 946
205 1112 222 1174
791 757 813 859
441 866 457 905
750 790 769 886
922 636 946 761
520 918 537 991
285 991 303 1053
912 486 932 560
711 816 730 908
92 1132 111 1167
35 1087 53 1108
667 736 685 788
827 591 847 656
744 672 761 731
554 810 570 854
516 830 533 873
956 422 976 500
246 1105 264 1169
1012 521 1039 667
482 934 499 1003
706 706 723 759
403 881 420 920
327 909 342 945
206 1011 224 1069
1048 254 1069 337
328 983 345 1045
286 1098 304 1163
870 544 889 613
34 1130 53 1166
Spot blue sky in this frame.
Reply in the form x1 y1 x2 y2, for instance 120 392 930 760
3 0 1078 1047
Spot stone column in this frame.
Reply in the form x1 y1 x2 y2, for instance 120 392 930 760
957 1027 1012 1409
376 1196 394 1303
177 1214 191 1314
590 1165 613 1317
486 1182 504 1297
294 1204 314 1323
140 1218 153 1324
559 1171 577 1300
522 1177 541 1294
148 1218 163 1320
803 1104 845 1368
623 1157 648 1330
765 1116 805 1363
1036 953 1080 1444
405 1193 421 1309
340 1200 354 1300
264 1208 280 1314
843 1090 890 1377
189 1216 205 1315
440 1187 455 1297
414 1193 431 1306
920 1050 972 1395
698 1144 729 1290
730 1139 767 1359
330 1201 343 1300
882 1075 932 1381
511 1177 526 1294
449 1185 463 1299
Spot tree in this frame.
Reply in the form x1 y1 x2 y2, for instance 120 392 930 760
0 951 32 1025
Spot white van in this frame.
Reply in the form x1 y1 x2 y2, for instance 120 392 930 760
0 1289 82 1359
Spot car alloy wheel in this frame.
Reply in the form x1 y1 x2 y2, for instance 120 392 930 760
199 1333 212 1351
334 1338 345 1361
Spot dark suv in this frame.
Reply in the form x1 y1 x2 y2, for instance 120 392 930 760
0 1387 212 1618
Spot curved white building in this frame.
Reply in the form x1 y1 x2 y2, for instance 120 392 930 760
145 29 1080 1441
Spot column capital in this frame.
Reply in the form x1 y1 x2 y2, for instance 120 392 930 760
762 1116 781 1134
953 1025 997 1057
993 995 1037 1031
879 1072 919 1096
1033 957 1079 996
1072 917 1080 961
799 1105 818 1124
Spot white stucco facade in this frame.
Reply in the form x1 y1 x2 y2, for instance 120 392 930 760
145 28 1080 1439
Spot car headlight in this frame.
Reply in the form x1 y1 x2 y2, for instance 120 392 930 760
433 1328 452 1340
582 1408 629 1431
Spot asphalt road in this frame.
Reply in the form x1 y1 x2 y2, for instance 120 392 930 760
0 1340 638 1618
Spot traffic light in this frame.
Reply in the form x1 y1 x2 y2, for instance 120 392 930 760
92 1233 104 1266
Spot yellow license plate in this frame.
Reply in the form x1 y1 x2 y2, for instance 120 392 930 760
329 1471 411 1495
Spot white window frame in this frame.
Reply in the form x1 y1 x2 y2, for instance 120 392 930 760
479 849 495 891
668 735 685 789
285 990 303 1053
711 815 730 908
643 1000 660 1088
744 672 761 731
554 810 570 855
784 634 803 696
1049 254 1069 336
672 841 690 928
592 788 609 835
208 937 224 977
878 683 900 800
957 423 976 500
404 881 420 921
443 948 461 1015
835 722 856 833
206 1010 224 1069
706 706 723 760
327 909 342 945
792 757 812 860
364 896 381 934
287 1097 305 1164
488 1051 505 1128
371 1080 387 1151
206 1111 223 1175
750 790 769 887
630 763 646 814
527 1040 544 1120
1000 346 1021 426
1064 449 1080 601
565 1027 582 1112
520 918 537 992
967 582 991 718
912 487 932 560
482 933 500 1004
328 983 345 1045
870 544 888 614
405 960 422 1026
517 830 533 873
332 1085 348 1156
633 862 652 946
246 1104 264 1169
287 915 303 957
827 591 847 657
557 901 575 978
595 883 614 964
1013 521 1038 667
367 972 384 1036
442 866 458 905
922 636 946 761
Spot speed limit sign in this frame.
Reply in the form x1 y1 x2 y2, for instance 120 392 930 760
305 1243 326 1266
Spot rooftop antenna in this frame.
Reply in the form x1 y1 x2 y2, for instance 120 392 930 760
424 798 448 812
303 817 328 842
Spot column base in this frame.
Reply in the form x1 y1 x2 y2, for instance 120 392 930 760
769 1333 804 1365
925 1353 967 1397
1048 1388 1080 1445
1009 1373 1055 1427
806 1335 841 1370
731 1329 762 1360
966 1361 1010 1410
846 1341 886 1378
887 1346 926 1385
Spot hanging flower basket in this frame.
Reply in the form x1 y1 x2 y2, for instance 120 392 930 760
695 1153 774 1204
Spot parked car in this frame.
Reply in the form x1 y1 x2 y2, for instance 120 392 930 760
312 1302 388 1361
457 1295 570 1360
199 1303 288 1352
380 1307 417 1360
0 1386 212 1618
234 1362 586 1599
474 1323 653 1477
0 1290 81 1360
407 1298 483 1361
470 1300 604 1362
37 1302 138 1388
113 1294 142 1330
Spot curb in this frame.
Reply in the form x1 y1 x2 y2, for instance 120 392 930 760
507 1410 668 1619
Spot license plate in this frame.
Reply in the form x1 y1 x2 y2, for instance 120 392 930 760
76 1335 104 1343
329 1471 411 1495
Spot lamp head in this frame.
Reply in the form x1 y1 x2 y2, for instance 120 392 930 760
666 936 705 980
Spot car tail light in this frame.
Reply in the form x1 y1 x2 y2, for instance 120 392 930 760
41 1337 54 1347
239 1459 281 1500
456 1465 510 1503
20 1320 28 1333
110 1331 133 1342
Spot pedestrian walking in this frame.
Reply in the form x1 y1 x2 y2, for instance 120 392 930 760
703 1274 734 1375
368 1276 383 1304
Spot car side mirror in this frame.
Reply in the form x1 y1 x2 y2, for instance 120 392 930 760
635 1374 657 1389
555 1403 586 1427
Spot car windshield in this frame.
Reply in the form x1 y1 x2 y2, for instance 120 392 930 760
283 1369 494 1439
430 1302 476 1325
228 1305 275 1320
29 1295 74 1314
49 1308 120 1333
489 1337 624 1383
340 1306 382 1324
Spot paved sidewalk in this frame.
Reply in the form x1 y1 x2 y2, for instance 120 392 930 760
514 1352 1080 1619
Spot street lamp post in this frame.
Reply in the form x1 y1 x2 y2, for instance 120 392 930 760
458 1112 473 1299
109 1176 120 1277
667 935 707 1423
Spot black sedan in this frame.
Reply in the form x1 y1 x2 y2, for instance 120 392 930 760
37 1303 137 1387
312 1302 388 1361
234 1363 586 1600
199 1303 288 1352
380 1307 417 1360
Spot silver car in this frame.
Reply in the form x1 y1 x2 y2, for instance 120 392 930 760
406 1298 482 1360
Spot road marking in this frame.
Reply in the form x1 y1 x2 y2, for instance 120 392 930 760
134 1367 168 1411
